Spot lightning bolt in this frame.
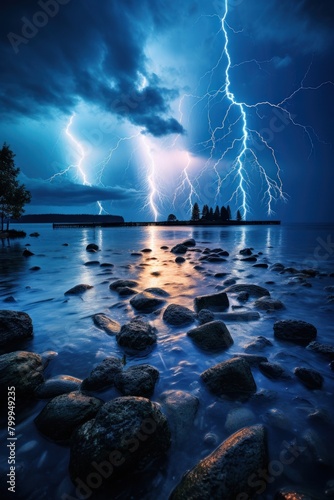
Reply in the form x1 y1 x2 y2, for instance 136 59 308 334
141 136 159 221
172 151 200 218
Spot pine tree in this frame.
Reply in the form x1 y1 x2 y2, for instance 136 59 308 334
214 205 220 221
220 206 228 221
201 204 209 220
191 202 200 221
208 207 214 220
226 205 232 220
236 209 242 221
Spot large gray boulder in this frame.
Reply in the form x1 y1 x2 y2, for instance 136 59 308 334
69 397 171 487
0 310 33 348
160 390 199 447
170 425 267 499
114 364 159 397
274 320 317 345
201 357 256 397
224 284 270 298
194 291 229 312
130 292 165 312
35 391 103 442
187 320 233 352
93 314 121 335
163 304 196 326
0 351 44 398
81 357 123 391
116 319 157 350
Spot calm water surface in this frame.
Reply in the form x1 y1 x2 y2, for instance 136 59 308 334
0 223 333 499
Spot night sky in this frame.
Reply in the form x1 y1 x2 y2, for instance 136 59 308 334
1 0 333 222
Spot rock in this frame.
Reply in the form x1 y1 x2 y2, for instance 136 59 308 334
0 310 33 348
274 320 317 345
86 243 99 252
130 292 165 312
237 291 249 302
100 262 114 267
3 296 16 303
233 353 268 366
253 263 269 269
182 238 196 247
251 389 278 404
171 244 188 254
117 286 138 296
239 248 253 256
69 397 171 487
224 284 270 298
259 362 290 380
64 284 93 295
270 263 285 272
0 351 44 398
306 341 334 360
114 364 159 397
144 287 169 297
84 260 100 266
35 391 103 442
160 390 199 447
240 256 257 262
194 291 229 312
141 248 152 253
187 320 233 352
163 304 196 326
216 311 260 321
92 314 121 335
254 297 285 310
81 357 123 391
170 425 267 500
23 249 34 257
161 245 169 250
244 336 273 353
35 375 82 398
224 407 256 434
263 408 291 431
205 255 227 263
116 318 157 351
223 278 237 286
30 232 40 237
109 279 139 291
198 309 215 325
294 367 324 390
30 266 41 271
275 488 321 499
175 256 185 264
201 357 257 397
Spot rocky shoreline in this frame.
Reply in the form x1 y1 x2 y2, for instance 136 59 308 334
1 235 334 499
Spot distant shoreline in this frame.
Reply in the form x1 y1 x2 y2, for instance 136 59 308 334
51 220 281 228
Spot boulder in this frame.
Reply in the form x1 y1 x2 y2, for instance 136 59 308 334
224 407 256 434
86 243 99 252
144 287 169 297
160 390 199 447
233 353 268 366
216 311 260 321
194 291 229 312
35 391 103 442
270 263 285 272
274 320 317 345
175 256 186 264
182 238 196 247
0 351 44 398
170 425 267 500
35 375 82 398
130 292 165 312
64 284 93 295
0 310 33 348
69 397 171 487
240 256 257 262
93 314 121 335
198 309 215 325
259 362 290 380
117 287 138 296
109 279 139 291
23 249 34 257
253 263 269 269
239 248 252 256
163 304 196 326
187 320 233 352
275 487 321 500
81 357 123 391
116 319 157 351
201 357 257 397
171 244 188 254
114 364 159 397
294 367 324 390
237 291 249 302
306 341 334 360
244 336 273 353
254 297 285 310
224 284 270 298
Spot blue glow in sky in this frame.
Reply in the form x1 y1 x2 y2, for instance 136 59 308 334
1 0 333 222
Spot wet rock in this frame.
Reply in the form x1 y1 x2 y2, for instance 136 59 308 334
194 291 229 312
275 487 321 499
160 390 199 447
270 263 285 272
224 283 270 298
217 311 260 321
244 336 273 352
100 262 114 267
204 433 219 447
294 367 324 390
223 278 237 286
84 260 100 266
163 304 196 326
205 255 227 263
240 256 257 262
93 314 121 335
237 291 249 302
114 364 159 397
144 287 169 297
64 284 93 295
0 351 44 398
182 238 196 247
302 428 331 468
198 309 215 325
23 248 34 257
0 310 33 348
239 248 252 256
69 397 171 487
35 375 82 398
109 279 139 291
35 391 103 442
306 341 334 360
234 353 268 366
187 320 233 352
118 286 138 296
141 248 152 253
263 408 291 431
81 357 123 391
30 266 41 271
253 263 269 269
161 245 169 250
324 285 334 293
130 292 165 312
201 357 257 397
86 243 99 252
224 407 256 434
259 362 290 380
301 269 319 278
274 320 317 345
170 425 267 500
254 297 285 310
116 318 157 351
3 296 16 303
171 244 188 254
30 232 40 237
251 389 277 404
175 256 186 264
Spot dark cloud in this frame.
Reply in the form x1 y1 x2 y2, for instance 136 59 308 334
0 0 184 136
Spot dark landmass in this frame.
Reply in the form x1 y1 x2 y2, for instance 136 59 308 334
53 219 281 228
14 214 124 224
0 229 26 239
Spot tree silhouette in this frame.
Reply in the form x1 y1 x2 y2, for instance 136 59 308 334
167 213 177 222
191 202 200 221
226 205 232 220
0 143 31 231
236 209 242 221
220 206 228 221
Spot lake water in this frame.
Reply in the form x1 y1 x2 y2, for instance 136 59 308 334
0 223 334 499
